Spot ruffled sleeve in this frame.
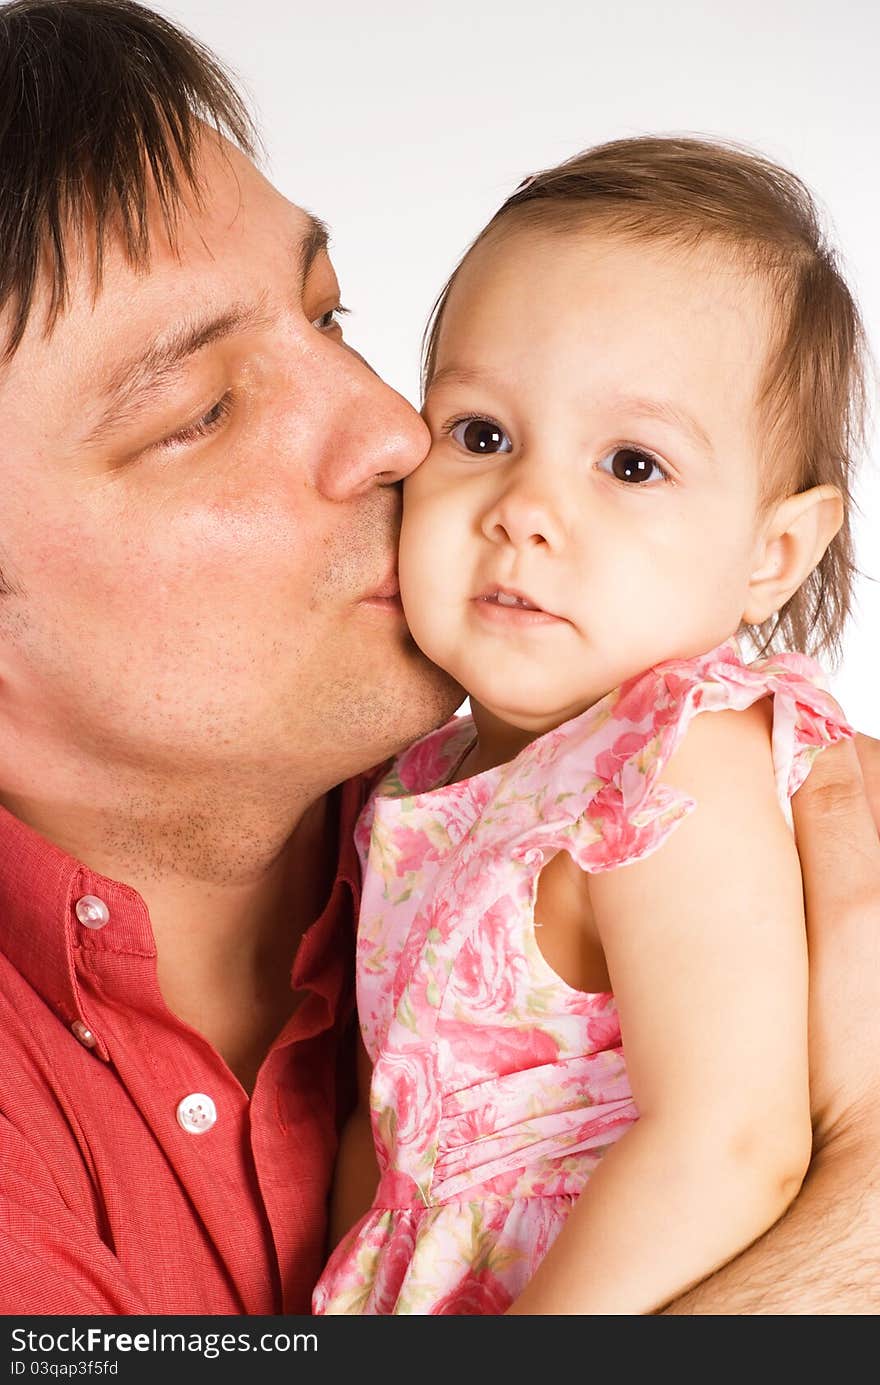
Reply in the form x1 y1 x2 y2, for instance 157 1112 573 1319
503 640 852 875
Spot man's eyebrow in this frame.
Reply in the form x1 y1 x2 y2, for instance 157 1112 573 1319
299 213 330 288
83 214 332 448
87 299 271 440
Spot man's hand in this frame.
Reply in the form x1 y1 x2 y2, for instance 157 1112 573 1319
855 733 880 824
792 731 880 1151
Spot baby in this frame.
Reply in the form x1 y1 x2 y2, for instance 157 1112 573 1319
313 136 865 1315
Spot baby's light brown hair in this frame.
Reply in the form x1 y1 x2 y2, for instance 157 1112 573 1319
422 136 870 663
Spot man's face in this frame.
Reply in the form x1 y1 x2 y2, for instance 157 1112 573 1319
0 136 459 797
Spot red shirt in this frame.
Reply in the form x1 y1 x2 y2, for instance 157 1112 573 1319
0 777 368 1314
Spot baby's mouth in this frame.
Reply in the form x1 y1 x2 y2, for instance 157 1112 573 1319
479 584 548 612
474 586 566 623
482 589 541 611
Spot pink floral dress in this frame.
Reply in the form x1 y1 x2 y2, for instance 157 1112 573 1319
312 641 850 1315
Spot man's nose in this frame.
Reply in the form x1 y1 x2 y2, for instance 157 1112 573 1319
479 469 566 552
312 343 431 501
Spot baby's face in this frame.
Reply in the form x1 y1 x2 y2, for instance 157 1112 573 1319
401 226 776 733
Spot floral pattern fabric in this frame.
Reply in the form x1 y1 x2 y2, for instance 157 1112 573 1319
313 640 850 1315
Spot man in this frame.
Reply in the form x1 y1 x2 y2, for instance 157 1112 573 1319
0 0 876 1315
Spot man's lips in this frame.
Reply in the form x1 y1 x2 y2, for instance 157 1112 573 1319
361 570 402 606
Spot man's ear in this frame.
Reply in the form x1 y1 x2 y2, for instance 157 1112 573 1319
742 484 844 626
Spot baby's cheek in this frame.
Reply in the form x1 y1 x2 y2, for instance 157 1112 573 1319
399 506 468 667
398 510 440 632
401 482 461 575
654 494 752 580
399 494 431 574
682 531 758 641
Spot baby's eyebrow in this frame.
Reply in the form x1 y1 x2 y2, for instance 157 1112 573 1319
428 364 502 391
608 394 714 457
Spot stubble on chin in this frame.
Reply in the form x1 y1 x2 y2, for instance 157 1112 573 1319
315 640 463 781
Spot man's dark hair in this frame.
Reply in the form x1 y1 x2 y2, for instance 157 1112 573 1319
0 0 258 360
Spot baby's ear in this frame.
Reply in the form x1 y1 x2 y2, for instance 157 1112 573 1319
741 485 844 627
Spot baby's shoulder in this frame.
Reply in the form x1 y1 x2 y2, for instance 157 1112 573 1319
661 699 775 798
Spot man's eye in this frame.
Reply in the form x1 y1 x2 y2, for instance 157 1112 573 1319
597 446 668 485
158 394 233 450
312 305 351 332
449 416 512 456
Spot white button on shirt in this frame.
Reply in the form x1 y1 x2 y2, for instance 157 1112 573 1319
176 1094 217 1135
71 1020 97 1049
75 895 110 930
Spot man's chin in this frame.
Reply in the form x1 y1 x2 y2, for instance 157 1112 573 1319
386 646 463 747
345 644 463 772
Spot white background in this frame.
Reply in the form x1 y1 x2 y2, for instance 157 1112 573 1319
163 0 879 733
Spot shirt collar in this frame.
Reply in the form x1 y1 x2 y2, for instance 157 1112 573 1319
0 774 371 1061
334 768 378 893
0 803 156 1060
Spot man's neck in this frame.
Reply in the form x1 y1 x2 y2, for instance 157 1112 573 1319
0 776 335 1093
151 791 334 1092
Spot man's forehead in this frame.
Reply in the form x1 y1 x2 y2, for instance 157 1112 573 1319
3 178 329 399
0 193 332 451
94 146 324 295
4 126 328 358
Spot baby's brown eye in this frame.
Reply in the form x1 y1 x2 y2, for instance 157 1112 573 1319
451 417 512 455
599 446 666 484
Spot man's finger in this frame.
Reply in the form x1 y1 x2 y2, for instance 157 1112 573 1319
792 733 880 1139
854 732 880 832
792 736 880 924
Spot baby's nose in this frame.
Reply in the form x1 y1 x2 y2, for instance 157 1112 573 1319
481 486 565 551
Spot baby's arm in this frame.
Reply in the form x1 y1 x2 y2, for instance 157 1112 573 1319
664 733 880 1314
508 701 812 1315
327 1037 380 1249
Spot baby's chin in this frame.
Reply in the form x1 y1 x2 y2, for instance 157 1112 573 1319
466 678 617 738
406 630 626 735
